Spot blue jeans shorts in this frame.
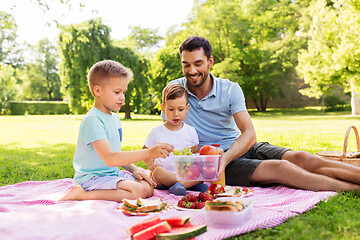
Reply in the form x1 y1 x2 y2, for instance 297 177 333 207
81 171 136 191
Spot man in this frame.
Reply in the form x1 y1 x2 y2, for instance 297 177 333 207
167 36 360 191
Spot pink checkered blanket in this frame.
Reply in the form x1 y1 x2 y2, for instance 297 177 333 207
0 178 337 240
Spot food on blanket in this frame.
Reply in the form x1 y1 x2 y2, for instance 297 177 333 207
132 221 171 240
176 192 213 210
156 225 207 240
121 197 166 213
127 216 162 237
122 199 139 211
205 199 245 212
200 164 217 179
162 215 191 228
127 215 206 240
207 183 225 197
214 186 241 198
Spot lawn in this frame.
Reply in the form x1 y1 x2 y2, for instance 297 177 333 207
1 109 360 239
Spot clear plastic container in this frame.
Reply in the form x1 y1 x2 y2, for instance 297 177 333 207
173 154 220 181
202 197 254 228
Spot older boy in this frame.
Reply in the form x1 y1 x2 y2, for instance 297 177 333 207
59 60 173 202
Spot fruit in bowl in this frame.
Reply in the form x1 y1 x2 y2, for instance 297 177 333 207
201 165 217 179
185 164 201 180
199 145 219 155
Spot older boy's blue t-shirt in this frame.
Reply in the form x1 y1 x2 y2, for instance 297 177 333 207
73 107 122 185
167 73 247 150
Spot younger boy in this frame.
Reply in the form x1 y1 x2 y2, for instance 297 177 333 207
143 83 208 196
59 60 173 202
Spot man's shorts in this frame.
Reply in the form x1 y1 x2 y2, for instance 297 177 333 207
81 171 136 191
225 142 291 187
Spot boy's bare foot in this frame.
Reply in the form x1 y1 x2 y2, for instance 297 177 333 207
57 185 86 202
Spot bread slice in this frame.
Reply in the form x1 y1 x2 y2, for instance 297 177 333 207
122 199 139 211
137 197 164 212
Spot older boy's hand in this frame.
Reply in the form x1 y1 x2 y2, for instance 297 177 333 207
132 170 157 187
149 143 174 159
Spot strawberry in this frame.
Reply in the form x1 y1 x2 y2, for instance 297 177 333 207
178 200 187 208
195 201 205 209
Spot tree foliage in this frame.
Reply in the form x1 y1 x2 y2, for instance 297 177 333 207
297 0 360 98
20 39 61 100
0 64 17 114
59 18 149 117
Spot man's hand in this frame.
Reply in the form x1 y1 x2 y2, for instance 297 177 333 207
132 169 157 187
216 153 228 179
149 143 174 159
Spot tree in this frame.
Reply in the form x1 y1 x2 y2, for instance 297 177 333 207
175 0 309 111
20 39 61 100
0 11 23 67
59 18 149 118
296 0 360 114
0 64 17 114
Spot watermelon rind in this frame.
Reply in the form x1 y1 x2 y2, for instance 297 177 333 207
156 225 207 240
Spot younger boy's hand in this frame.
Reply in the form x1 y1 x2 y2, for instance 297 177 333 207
149 143 174 159
132 170 157 187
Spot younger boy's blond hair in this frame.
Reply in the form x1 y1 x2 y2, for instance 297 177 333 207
162 83 189 105
87 60 133 96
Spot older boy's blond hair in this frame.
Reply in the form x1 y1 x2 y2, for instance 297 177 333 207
162 83 188 105
87 60 133 96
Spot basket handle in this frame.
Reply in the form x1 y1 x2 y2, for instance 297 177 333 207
341 125 360 159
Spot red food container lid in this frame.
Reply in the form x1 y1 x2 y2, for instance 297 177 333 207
211 144 220 147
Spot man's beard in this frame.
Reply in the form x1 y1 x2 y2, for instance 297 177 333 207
186 72 209 88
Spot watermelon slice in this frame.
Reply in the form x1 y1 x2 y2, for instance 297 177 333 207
133 221 171 240
156 225 207 240
163 215 191 228
127 216 162 237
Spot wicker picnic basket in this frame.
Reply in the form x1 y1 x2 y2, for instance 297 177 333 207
316 125 360 166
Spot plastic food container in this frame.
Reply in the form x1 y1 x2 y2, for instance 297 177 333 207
202 197 254 228
173 154 220 181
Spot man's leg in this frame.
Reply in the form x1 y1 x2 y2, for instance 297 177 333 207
283 151 360 185
250 159 360 192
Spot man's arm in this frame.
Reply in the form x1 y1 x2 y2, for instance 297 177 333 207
216 110 257 178
92 139 173 167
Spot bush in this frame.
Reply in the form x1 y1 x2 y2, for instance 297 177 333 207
9 101 70 115
324 94 350 112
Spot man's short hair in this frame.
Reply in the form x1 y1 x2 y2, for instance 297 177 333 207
162 83 188 105
179 36 212 59
87 60 133 96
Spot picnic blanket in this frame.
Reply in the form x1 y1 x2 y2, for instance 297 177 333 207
0 178 337 240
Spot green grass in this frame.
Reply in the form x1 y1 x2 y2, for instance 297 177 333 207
1 109 360 239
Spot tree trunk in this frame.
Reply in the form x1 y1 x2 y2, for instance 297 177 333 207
124 102 132 119
351 91 360 115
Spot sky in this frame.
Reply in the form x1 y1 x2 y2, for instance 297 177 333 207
2 0 194 45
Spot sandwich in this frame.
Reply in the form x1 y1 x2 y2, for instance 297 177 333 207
121 197 166 213
137 198 166 213
214 187 241 198
121 199 139 212
205 199 245 212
